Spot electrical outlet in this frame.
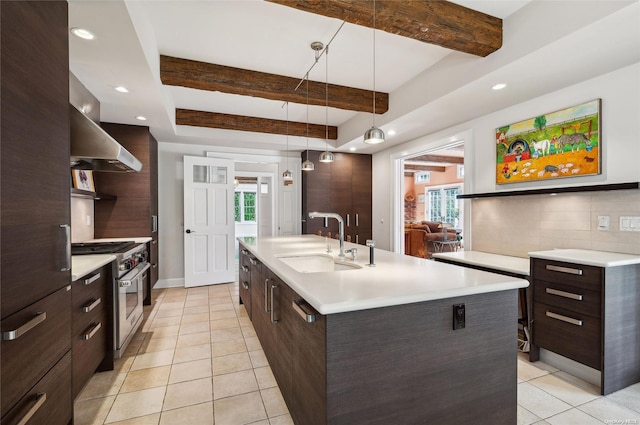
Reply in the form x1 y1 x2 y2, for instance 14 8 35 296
453 304 465 330
620 216 640 232
597 215 610 231
86 215 92 226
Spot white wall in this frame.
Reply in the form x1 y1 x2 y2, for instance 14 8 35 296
373 63 640 253
156 142 301 287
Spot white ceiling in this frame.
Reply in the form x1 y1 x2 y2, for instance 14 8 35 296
68 0 640 155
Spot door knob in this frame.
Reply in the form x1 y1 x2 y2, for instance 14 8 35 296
186 229 194 234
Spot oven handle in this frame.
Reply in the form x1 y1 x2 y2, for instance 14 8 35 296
118 262 151 287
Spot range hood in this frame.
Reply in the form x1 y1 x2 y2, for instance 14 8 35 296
70 104 142 172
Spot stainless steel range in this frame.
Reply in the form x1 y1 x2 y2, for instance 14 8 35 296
72 241 150 358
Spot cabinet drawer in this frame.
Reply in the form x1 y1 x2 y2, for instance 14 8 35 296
534 280 601 319
72 320 107 398
72 270 107 335
1 285 72 415
239 278 251 318
1 351 72 425
533 303 601 370
532 259 602 291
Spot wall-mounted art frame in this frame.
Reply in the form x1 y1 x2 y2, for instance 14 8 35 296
72 169 95 192
496 99 601 184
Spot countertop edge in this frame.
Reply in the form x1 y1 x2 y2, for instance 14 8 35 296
71 254 115 281
432 251 530 276
528 249 640 267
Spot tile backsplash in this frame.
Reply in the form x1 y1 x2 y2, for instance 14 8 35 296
71 197 94 242
471 189 640 257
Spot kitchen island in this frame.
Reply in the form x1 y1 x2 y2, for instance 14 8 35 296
238 235 529 425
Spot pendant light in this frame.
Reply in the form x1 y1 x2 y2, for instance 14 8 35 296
363 0 385 144
319 45 335 163
282 102 293 184
301 71 315 171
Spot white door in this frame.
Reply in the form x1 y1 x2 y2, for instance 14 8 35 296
184 156 235 287
258 176 274 237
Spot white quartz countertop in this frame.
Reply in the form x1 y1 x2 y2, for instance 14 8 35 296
528 249 640 267
87 237 153 243
432 251 530 276
238 235 529 315
71 254 115 282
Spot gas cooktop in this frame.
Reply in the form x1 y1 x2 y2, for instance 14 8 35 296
71 241 136 255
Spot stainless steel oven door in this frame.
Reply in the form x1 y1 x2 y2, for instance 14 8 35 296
115 262 150 357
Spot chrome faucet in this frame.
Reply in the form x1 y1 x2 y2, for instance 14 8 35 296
309 212 346 259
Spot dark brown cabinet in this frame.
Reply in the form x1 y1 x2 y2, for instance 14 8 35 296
302 151 372 244
1 1 72 423
94 124 159 304
239 248 252 318
531 258 640 394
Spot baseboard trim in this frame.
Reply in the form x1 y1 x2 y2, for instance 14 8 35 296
153 278 184 289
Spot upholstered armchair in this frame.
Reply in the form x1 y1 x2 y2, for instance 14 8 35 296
405 221 457 259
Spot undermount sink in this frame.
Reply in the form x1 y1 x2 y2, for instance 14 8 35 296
276 253 362 273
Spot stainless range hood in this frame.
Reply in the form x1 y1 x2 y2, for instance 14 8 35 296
70 104 143 172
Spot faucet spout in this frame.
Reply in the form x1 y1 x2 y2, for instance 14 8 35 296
309 212 345 258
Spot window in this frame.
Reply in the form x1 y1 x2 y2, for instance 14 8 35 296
234 190 256 223
415 171 431 184
426 185 462 227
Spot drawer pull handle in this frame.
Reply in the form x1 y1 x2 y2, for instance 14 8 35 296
546 311 583 326
292 300 317 323
270 284 279 324
61 224 71 272
82 322 102 340
84 272 101 286
241 265 249 273
264 278 271 313
250 258 257 266
242 281 249 290
545 288 583 301
16 392 47 425
241 249 248 255
82 297 102 313
3 312 47 341
546 264 583 275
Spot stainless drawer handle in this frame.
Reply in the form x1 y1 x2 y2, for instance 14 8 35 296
241 265 249 273
546 311 583 326
84 272 101 286
60 224 71 272
346 214 350 227
3 312 47 341
242 281 249 290
16 392 47 425
546 288 583 301
250 258 257 266
264 278 270 313
82 297 102 313
241 249 249 255
546 264 583 275
292 300 317 323
355 213 359 227
82 322 102 340
270 284 278 324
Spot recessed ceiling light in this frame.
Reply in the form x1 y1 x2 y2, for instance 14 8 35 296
114 86 129 93
70 27 95 40
135 116 147 121
388 130 397 136
492 83 507 91
349 147 357 152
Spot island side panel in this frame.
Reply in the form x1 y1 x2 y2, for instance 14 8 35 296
325 290 518 425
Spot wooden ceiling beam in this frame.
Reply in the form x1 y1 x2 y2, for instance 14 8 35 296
266 0 502 57
176 109 338 139
404 164 447 173
161 55 388 114
411 154 464 164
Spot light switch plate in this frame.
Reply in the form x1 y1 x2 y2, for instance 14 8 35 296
620 216 640 232
597 215 609 231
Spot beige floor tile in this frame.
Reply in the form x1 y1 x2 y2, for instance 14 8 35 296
528 373 600 406
210 317 240 330
241 325 257 338
254 366 277 390
249 350 269 368
149 315 182 329
169 358 212 384
185 298 209 307
77 371 127 400
176 331 211 348
183 304 210 315
545 408 604 425
74 395 116 425
213 352 253 375
180 312 210 324
163 377 213 411
188 287 210 295
245 336 263 352
210 303 235 311
212 338 248 357
154 309 183 319
185 293 209 301
237 316 252 327
159 402 214 425
105 387 166 423
261 387 288 417
122 338 144 357
138 336 178 354
518 406 542 425
130 349 175 371
112 356 135 375
517 382 572 419
120 366 171 393
578 397 640 423
210 309 237 320
213 391 267 425
179 321 210 335
173 343 212 364
158 301 186 311
607 382 640 413
269 414 294 425
213 369 259 399
517 359 558 382
210 296 233 305
146 325 180 339
106 413 160 425
211 327 244 342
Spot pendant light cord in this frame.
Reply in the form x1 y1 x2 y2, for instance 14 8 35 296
372 0 377 126
325 46 329 147
286 101 289 168
306 75 310 162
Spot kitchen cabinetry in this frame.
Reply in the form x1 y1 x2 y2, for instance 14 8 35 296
530 257 640 395
301 151 372 244
239 247 252 318
94 124 159 304
1 1 72 424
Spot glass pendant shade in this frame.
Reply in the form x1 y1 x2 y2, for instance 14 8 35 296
301 159 315 171
363 126 385 144
282 169 293 182
319 150 335 163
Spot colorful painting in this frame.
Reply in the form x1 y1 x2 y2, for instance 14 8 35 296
496 99 601 184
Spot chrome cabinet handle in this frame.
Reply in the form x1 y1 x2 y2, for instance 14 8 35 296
152 215 158 233
84 272 101 286
270 284 278 324
82 297 102 313
355 213 359 227
264 278 270 313
250 258 257 266
546 264 583 276
3 312 47 341
60 224 71 271
355 235 359 244
241 249 249 255
242 281 249 290
546 311 583 326
346 214 350 227
82 322 102 340
16 392 47 425
152 240 157 245
292 300 316 323
546 288 583 301
241 265 249 273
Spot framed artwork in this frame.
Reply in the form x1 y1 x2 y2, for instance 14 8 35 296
496 99 601 184
72 169 95 192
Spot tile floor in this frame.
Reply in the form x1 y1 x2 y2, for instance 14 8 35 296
74 283 640 425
